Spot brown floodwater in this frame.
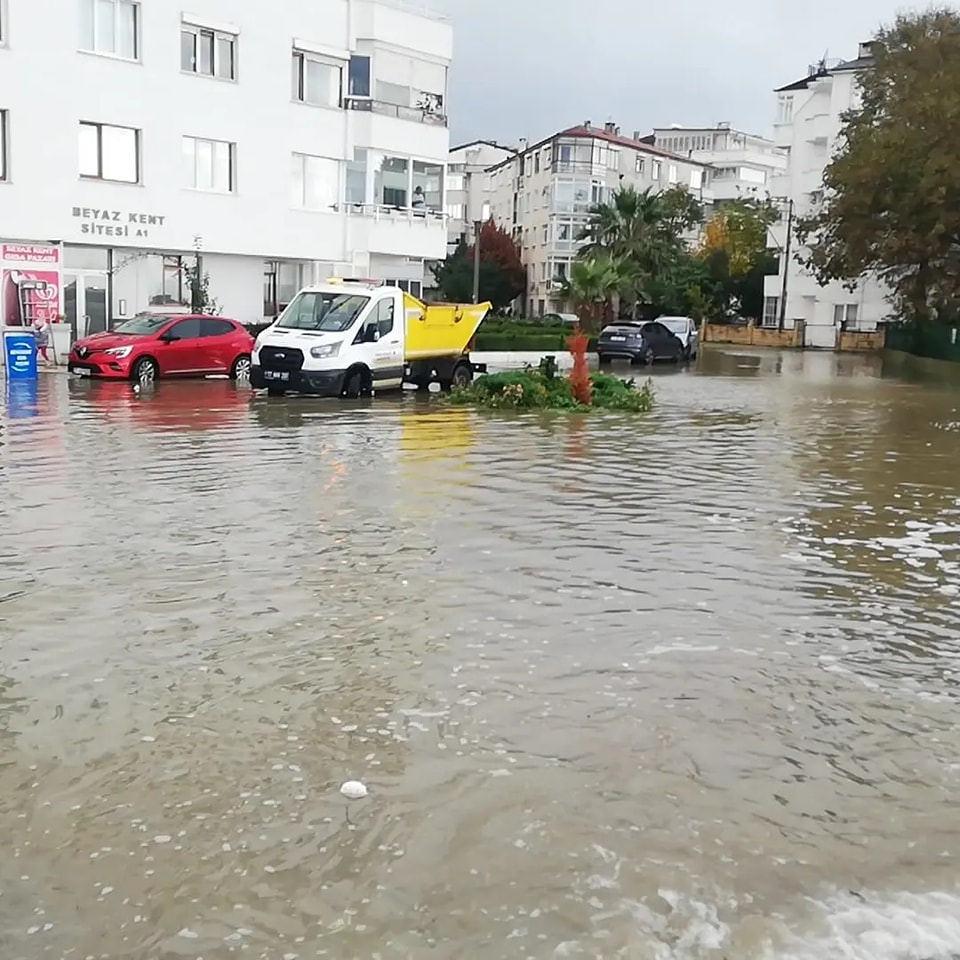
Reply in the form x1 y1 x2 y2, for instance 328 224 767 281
2 347 960 960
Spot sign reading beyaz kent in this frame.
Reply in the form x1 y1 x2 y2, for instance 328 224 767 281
72 206 167 240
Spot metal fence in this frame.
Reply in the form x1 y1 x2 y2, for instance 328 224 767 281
885 322 960 363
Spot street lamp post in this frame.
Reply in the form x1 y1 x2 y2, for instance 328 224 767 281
472 201 492 305
777 199 794 332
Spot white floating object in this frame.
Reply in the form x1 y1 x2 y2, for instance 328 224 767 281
340 780 368 800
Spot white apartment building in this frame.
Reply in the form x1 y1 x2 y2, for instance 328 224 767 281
486 122 711 317
446 140 515 252
650 124 787 204
763 44 888 347
0 0 451 338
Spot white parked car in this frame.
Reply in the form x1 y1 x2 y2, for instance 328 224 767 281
658 316 700 359
542 312 581 326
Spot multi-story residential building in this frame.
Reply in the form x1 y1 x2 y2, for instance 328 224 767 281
0 0 451 338
446 140 515 252
763 43 888 347
649 124 787 204
486 122 711 317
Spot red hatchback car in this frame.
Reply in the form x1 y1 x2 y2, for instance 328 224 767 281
69 313 254 384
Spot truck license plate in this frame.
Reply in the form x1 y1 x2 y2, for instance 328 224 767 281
265 370 290 382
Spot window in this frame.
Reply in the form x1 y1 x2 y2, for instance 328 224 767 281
170 318 202 340
690 169 703 190
264 261 303 316
635 155 645 175
0 0 6 43
763 296 779 326
445 203 464 219
524 155 533 177
651 160 662 180
291 153 339 211
412 160 443 212
292 50 342 107
777 96 794 124
181 24 236 80
373 49 446 115
79 122 139 183
607 149 620 172
348 55 370 97
375 298 394 337
446 173 464 192
182 136 234 192
278 291 368 332
80 0 138 59
668 164 679 184
346 148 368 205
542 224 548 243
834 303 860 329
377 156 409 207
0 110 7 182
201 318 234 337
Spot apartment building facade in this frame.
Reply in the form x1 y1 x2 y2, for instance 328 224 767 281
0 0 451 337
446 140 515 253
649 124 786 204
486 122 710 317
762 44 887 347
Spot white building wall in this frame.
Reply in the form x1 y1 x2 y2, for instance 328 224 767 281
652 126 787 204
763 56 888 345
0 0 451 329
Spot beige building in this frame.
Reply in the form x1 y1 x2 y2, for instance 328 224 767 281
486 122 711 317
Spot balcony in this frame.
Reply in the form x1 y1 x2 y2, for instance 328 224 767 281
345 96 447 128
344 203 447 259
801 112 831 144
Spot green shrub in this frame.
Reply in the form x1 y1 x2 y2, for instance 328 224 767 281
590 373 655 412
451 369 654 413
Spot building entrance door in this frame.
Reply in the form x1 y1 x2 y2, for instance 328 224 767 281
63 272 108 341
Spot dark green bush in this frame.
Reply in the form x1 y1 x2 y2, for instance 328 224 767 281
450 369 654 412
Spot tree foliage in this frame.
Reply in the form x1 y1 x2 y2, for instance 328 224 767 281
560 254 640 332
796 8 960 324
701 200 778 278
431 221 525 309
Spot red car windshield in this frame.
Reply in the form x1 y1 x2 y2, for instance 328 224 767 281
113 314 175 336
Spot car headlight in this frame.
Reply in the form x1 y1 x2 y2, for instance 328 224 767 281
310 342 342 359
105 346 133 359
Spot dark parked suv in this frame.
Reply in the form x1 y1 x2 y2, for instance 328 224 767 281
597 321 685 366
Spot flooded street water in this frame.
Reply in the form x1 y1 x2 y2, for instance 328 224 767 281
2 347 960 959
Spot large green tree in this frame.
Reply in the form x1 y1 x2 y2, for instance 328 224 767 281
432 221 526 309
796 8 960 324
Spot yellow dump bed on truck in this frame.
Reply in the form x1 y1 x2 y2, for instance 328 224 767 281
403 295 492 360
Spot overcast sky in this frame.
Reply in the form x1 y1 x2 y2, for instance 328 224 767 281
442 0 935 146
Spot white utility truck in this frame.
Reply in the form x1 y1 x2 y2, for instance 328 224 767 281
250 281 492 397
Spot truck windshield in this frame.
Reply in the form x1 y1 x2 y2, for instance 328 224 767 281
277 292 370 333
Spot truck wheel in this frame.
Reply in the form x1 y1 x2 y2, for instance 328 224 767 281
441 363 472 392
342 368 371 399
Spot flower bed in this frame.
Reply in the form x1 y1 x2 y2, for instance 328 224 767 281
450 368 654 412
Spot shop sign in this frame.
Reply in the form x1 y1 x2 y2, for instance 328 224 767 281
2 243 60 264
71 207 167 240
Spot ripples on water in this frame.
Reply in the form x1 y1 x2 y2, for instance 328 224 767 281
1 349 959 959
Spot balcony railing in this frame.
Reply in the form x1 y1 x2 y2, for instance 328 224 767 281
344 202 446 224
345 97 447 127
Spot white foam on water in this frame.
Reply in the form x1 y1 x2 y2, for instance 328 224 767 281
774 889 960 960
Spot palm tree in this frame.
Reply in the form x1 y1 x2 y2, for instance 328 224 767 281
560 254 641 333
579 186 704 315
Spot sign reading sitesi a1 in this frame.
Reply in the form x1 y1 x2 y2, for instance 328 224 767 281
72 206 167 240
2 243 59 264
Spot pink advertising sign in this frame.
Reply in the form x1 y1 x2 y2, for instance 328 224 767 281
2 243 60 264
2 269 61 326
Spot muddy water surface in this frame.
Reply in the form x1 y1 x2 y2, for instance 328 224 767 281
2 348 960 959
